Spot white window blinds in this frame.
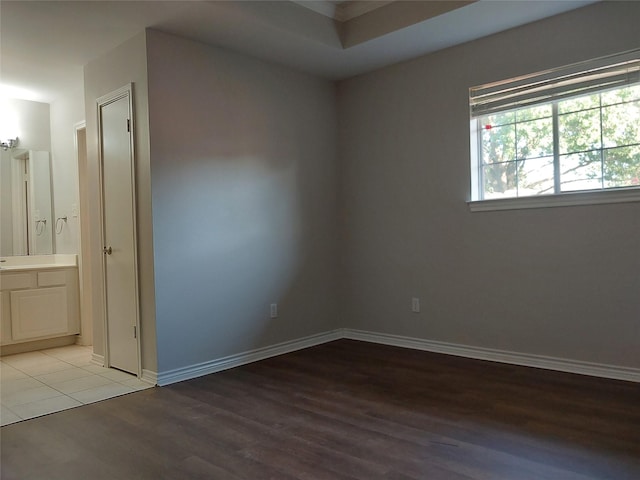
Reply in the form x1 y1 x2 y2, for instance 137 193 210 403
469 49 640 117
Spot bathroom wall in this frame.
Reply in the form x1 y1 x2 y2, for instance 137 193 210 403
0 98 51 256
49 80 85 255
0 98 51 152
337 1 640 369
146 30 339 373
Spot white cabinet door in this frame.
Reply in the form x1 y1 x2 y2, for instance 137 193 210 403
0 292 11 344
10 287 68 341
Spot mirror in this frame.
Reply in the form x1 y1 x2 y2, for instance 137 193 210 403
0 148 54 256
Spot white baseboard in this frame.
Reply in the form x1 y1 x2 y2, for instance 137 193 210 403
91 353 104 366
157 330 342 386
141 369 158 386
342 328 640 383
74 335 92 347
92 353 157 385
153 328 639 386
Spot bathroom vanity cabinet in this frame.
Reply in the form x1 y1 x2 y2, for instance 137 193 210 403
0 264 80 346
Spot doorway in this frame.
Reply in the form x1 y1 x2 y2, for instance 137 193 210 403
75 123 91 347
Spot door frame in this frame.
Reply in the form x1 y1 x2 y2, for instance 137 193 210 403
96 83 142 377
10 153 29 255
74 121 91 346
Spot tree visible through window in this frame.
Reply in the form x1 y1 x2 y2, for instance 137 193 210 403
469 50 640 202
479 85 640 199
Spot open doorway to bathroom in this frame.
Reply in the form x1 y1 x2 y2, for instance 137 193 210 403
0 122 151 428
75 122 92 348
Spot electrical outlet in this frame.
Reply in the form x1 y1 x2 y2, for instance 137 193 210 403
411 297 420 313
71 203 79 218
270 303 278 318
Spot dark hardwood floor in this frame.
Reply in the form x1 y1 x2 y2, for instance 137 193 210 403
2 339 639 479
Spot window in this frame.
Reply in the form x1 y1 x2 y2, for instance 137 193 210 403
469 50 640 208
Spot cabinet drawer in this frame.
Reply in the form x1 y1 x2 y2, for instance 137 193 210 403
38 270 67 287
10 287 68 341
1 272 37 291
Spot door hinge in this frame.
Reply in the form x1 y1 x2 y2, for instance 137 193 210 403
133 325 137 339
127 119 131 132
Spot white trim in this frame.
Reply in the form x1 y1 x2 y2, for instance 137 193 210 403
11 154 28 255
75 334 91 346
93 352 157 384
154 328 639 387
157 330 341 386
73 121 89 347
342 329 640 383
96 84 142 378
468 187 640 212
335 1 394 22
91 352 104 366
141 369 158 386
291 1 393 22
291 1 337 19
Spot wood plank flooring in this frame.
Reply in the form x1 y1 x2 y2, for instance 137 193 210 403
2 339 639 479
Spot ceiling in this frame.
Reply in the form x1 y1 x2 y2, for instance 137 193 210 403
1 0 597 103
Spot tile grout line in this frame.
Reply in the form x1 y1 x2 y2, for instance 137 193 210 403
1 346 149 425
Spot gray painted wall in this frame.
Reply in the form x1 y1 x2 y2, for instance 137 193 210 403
80 2 638 378
337 2 640 369
146 30 339 373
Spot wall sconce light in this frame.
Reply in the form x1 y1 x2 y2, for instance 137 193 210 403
1 137 19 151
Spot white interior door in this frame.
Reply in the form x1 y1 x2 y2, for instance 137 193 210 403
99 87 140 375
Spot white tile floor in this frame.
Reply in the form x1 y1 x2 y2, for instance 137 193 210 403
0 345 153 426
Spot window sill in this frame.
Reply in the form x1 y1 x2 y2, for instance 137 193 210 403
467 188 640 212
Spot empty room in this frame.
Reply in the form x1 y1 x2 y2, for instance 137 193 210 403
1 1 638 479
